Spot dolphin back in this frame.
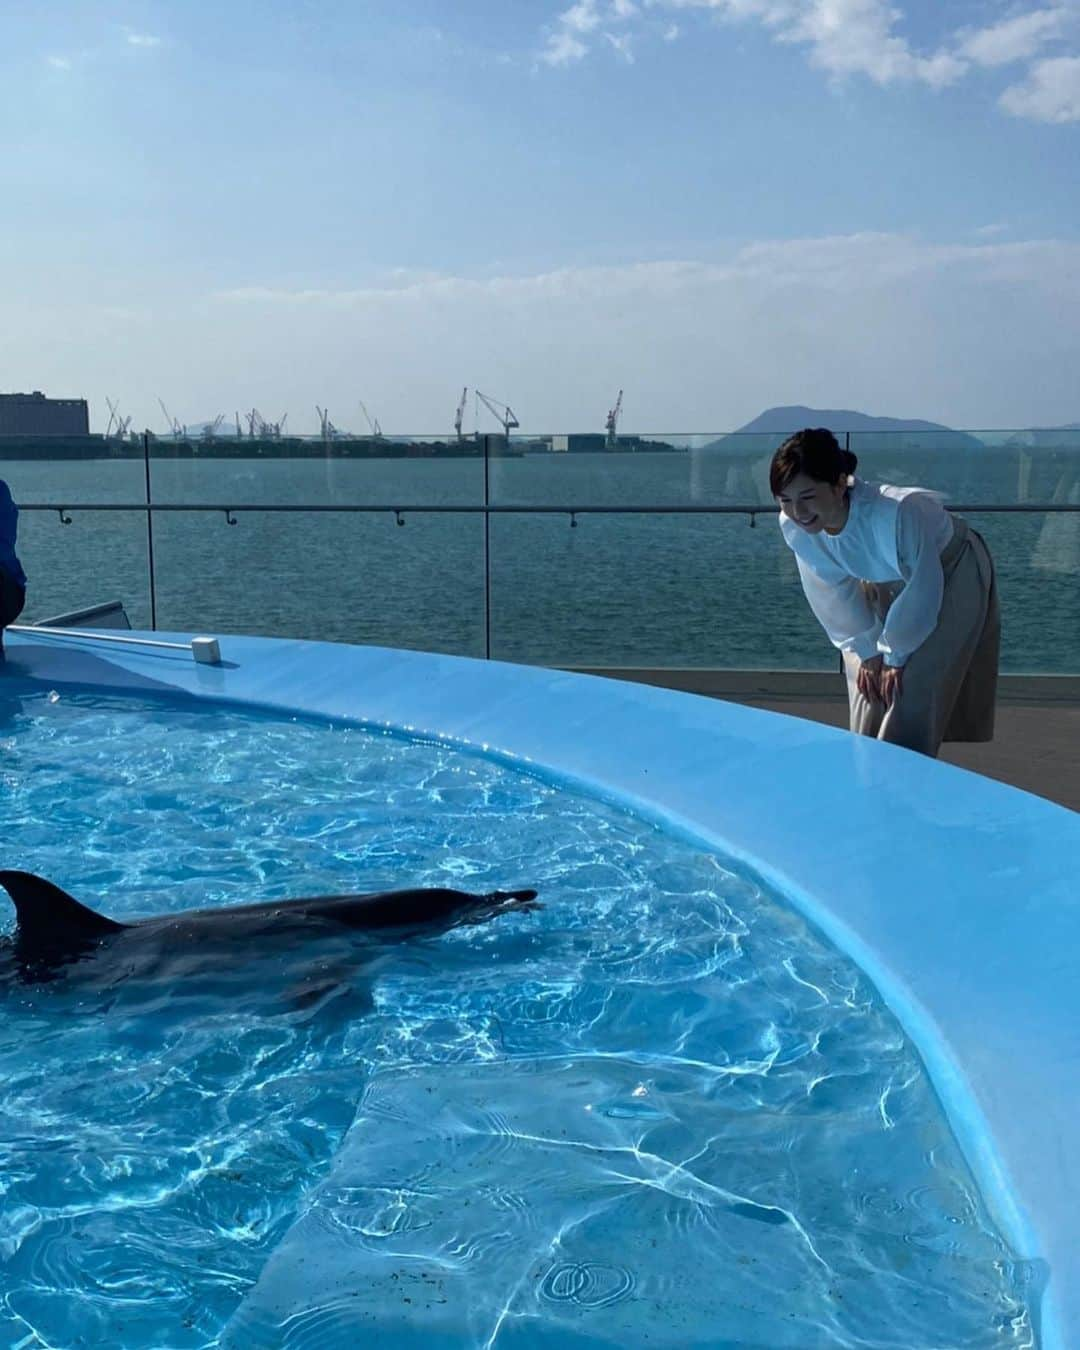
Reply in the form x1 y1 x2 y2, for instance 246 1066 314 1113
0 873 541 980
295 884 541 931
0 870 127 953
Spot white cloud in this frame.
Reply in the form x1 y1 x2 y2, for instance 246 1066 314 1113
960 7 1070 68
539 0 1080 120
562 1 605 33
542 0 647 65
541 27 590 64
12 231 1077 432
43 28 164 75
650 0 966 86
540 4 606 65
210 235 1079 311
183 234 1080 431
1000 53 1080 119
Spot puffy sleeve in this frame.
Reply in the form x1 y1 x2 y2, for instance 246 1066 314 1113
782 522 882 661
877 492 949 667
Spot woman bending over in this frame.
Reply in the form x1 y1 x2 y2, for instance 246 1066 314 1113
771 428 999 758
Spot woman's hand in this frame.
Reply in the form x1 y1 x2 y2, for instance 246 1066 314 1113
856 655 884 703
880 664 904 706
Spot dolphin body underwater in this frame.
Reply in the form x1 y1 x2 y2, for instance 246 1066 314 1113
0 869 540 989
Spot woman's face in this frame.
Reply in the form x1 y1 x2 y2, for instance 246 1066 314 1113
775 471 848 534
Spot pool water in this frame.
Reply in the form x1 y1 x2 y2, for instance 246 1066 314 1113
0 681 1035 1347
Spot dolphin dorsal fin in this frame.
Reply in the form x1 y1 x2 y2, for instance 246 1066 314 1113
0 870 127 947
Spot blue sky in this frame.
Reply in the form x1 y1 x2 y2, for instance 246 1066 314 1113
2 1 1078 433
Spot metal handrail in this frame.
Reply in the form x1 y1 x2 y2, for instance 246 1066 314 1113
18 501 1079 517
6 626 222 664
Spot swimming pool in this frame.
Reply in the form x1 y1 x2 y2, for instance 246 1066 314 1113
3 631 1077 1347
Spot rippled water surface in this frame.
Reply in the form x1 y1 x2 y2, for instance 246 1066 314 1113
0 680 1035 1347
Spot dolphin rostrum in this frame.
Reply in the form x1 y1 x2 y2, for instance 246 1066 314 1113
0 869 540 985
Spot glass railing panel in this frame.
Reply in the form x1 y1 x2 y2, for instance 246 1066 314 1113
147 509 486 657
2 436 150 626
963 510 1079 674
2 435 148 507
489 507 1078 674
489 512 834 669
5 430 1076 675
848 429 1080 506
146 434 487 508
14 508 152 628
492 432 786 508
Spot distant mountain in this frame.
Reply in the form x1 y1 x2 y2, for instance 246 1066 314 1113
704 407 985 453
733 406 960 435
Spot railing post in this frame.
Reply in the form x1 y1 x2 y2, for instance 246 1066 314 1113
842 432 850 676
143 430 157 630
483 434 492 660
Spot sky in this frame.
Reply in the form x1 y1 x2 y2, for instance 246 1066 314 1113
2 0 1078 435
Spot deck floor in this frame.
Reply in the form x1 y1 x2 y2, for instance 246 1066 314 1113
734 694 1080 813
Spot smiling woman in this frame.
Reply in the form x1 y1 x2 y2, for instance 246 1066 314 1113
771 427 1000 758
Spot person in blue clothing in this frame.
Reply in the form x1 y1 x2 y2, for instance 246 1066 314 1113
0 477 27 657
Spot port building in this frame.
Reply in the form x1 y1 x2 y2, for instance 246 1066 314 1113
0 391 90 437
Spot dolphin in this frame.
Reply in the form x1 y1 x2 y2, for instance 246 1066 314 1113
0 869 540 986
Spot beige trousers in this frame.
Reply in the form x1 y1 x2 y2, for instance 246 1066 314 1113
842 517 1000 758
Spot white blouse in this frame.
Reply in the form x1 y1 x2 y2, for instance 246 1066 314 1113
779 478 954 668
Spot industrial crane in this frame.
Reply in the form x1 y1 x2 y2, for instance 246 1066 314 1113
454 386 469 443
358 399 382 439
316 406 339 440
605 389 623 448
105 398 132 440
475 390 520 441
157 397 184 438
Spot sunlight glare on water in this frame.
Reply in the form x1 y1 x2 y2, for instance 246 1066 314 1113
0 681 1035 1348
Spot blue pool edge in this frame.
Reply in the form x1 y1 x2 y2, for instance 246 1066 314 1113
6 628 1078 1348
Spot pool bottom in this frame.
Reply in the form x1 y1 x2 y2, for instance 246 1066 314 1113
225 1058 1035 1349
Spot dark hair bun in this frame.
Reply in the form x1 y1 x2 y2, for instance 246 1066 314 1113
769 427 854 496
